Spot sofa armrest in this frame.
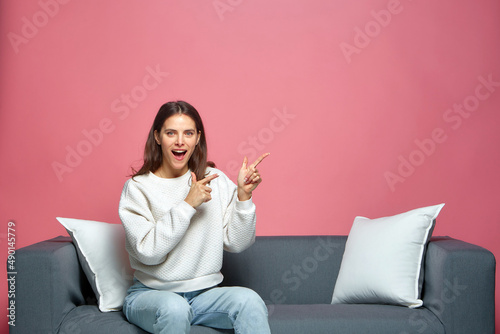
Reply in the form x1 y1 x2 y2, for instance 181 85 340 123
423 237 496 334
9 236 90 334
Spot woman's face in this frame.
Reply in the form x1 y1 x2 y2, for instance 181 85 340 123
154 114 200 178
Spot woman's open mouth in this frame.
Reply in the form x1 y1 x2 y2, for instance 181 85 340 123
172 150 187 161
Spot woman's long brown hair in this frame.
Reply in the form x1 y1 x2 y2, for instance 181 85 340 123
132 101 215 181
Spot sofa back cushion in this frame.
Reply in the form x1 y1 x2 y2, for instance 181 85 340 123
221 236 346 305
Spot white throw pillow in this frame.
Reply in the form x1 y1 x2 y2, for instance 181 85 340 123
57 217 134 312
331 204 445 308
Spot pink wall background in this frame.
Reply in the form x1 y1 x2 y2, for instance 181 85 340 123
1 0 499 332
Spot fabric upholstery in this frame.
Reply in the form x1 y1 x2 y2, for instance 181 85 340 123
9 235 495 334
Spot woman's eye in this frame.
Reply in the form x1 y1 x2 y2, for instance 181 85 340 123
186 132 194 136
166 131 174 136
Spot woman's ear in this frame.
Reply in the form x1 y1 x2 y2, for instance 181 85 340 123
154 130 160 145
197 131 201 145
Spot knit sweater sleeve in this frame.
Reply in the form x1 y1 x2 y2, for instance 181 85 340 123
118 179 196 266
219 172 257 253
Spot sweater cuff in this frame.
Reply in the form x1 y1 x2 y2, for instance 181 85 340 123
236 197 255 212
180 200 197 217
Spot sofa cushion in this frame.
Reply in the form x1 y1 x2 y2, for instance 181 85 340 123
222 236 345 304
59 303 444 334
60 305 234 333
331 204 444 308
59 305 145 333
268 304 444 334
57 217 134 312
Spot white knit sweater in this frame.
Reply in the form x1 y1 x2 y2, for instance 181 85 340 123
118 167 256 292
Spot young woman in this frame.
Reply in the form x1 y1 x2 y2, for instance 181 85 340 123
118 100 271 334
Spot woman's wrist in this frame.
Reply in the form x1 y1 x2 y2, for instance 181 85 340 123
237 188 252 201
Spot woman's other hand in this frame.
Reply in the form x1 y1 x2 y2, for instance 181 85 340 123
185 173 219 208
237 153 270 201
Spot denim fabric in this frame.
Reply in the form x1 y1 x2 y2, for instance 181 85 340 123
123 280 270 334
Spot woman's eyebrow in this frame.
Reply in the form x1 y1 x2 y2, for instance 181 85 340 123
164 128 196 132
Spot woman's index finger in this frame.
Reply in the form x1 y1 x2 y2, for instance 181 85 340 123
251 152 270 168
200 173 219 184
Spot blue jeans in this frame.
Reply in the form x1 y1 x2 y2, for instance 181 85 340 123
123 279 271 334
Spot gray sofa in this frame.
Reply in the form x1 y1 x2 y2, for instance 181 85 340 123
9 235 495 333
